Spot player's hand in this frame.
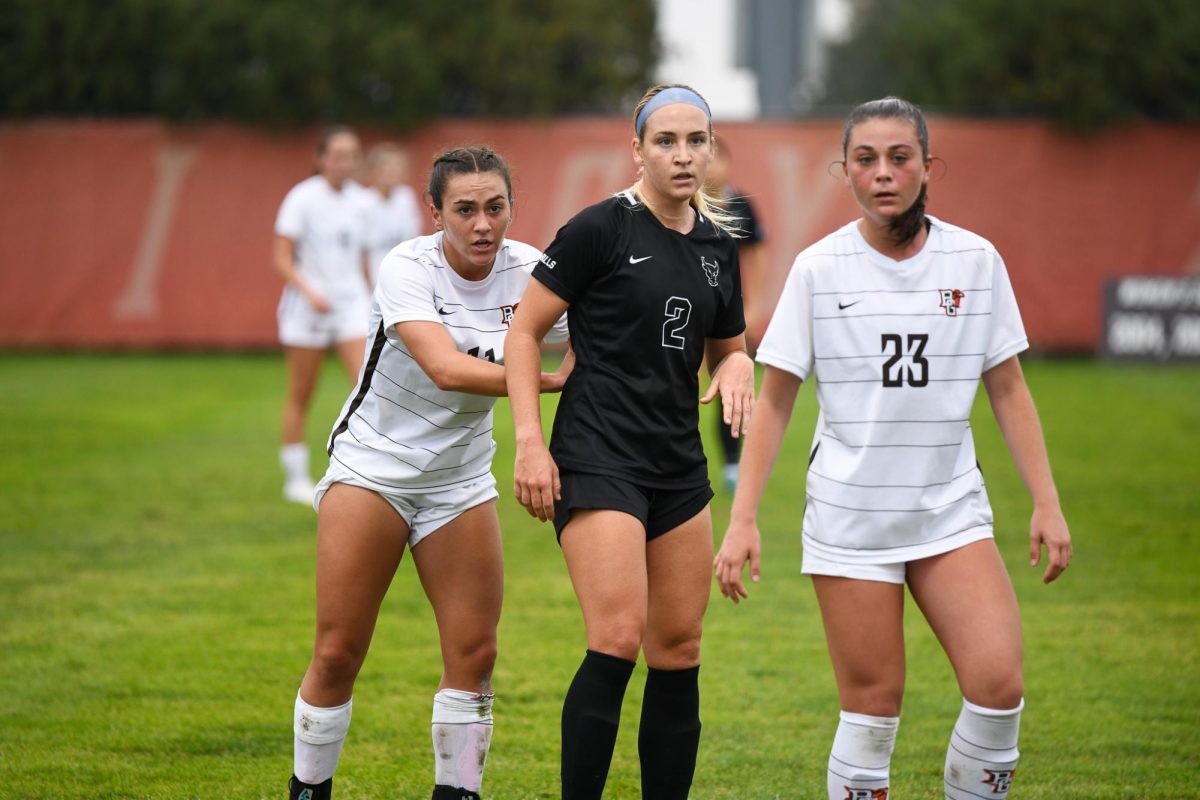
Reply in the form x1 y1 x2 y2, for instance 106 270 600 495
701 351 755 439
713 520 762 603
304 288 332 314
1029 504 1072 583
513 442 560 522
540 346 575 393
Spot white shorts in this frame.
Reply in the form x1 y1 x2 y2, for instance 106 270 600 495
801 530 996 585
314 462 499 548
277 288 371 349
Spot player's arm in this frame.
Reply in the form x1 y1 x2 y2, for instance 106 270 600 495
982 355 1073 583
740 243 767 349
394 320 568 398
272 234 330 313
506 280 571 521
702 334 756 438
714 365 801 602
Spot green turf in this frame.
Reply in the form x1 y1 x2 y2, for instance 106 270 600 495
0 353 1196 798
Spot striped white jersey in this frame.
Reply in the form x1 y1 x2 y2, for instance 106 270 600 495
757 216 1028 563
325 233 569 492
274 175 370 305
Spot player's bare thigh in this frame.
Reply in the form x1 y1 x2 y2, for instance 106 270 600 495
907 538 1024 708
643 505 713 670
812 576 907 717
333 336 366 381
560 509 649 661
301 482 409 706
411 499 504 692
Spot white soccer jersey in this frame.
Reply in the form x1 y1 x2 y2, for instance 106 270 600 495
275 175 370 306
325 233 569 492
362 185 423 287
757 216 1028 564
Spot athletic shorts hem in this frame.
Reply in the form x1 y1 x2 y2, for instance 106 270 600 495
315 462 498 548
552 471 712 542
801 526 995 583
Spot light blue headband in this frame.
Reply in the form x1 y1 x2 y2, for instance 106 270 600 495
635 87 712 137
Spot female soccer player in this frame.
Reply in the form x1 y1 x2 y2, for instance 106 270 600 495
273 126 371 504
362 142 423 288
506 84 756 800
714 97 1073 800
287 146 571 800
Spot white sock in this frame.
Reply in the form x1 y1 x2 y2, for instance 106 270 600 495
293 693 352 784
945 698 1023 799
280 443 311 484
432 688 495 792
827 710 899 800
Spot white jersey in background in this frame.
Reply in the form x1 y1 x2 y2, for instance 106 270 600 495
361 185 423 287
757 216 1028 564
326 232 569 492
274 175 370 307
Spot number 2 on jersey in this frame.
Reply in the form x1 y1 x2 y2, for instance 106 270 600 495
881 333 929 387
662 296 693 350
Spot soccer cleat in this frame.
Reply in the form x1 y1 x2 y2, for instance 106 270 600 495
288 775 332 800
431 786 481 800
283 478 316 505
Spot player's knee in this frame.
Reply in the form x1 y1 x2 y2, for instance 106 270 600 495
310 637 367 688
588 618 645 661
965 668 1024 711
840 674 904 718
646 626 702 668
844 690 903 719
446 635 498 683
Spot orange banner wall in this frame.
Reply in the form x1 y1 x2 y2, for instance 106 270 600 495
1 118 1197 350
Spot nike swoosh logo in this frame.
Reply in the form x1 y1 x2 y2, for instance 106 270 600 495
838 300 862 310
437 307 454 315
629 255 653 264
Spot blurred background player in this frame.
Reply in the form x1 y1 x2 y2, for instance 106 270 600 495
506 84 755 800
705 134 767 491
361 142 423 288
287 146 571 800
714 97 1073 800
273 126 372 504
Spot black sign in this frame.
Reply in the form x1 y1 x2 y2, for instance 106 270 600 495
1101 276 1200 361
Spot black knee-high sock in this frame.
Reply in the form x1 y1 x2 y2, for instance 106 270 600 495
561 650 636 800
716 413 740 464
638 665 701 800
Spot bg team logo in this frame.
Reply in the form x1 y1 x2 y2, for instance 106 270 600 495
940 288 965 316
500 304 517 326
983 768 1015 793
842 788 888 800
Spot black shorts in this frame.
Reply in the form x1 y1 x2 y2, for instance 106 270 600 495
552 471 714 542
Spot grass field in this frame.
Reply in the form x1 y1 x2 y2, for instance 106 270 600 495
0 353 1197 799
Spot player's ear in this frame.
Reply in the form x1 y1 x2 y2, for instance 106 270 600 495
631 135 643 167
429 199 443 231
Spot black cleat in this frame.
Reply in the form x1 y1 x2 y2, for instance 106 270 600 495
289 775 332 800
431 785 481 800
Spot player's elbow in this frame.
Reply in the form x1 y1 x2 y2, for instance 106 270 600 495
427 363 462 392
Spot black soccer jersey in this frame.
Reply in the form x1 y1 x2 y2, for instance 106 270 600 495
533 191 745 488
